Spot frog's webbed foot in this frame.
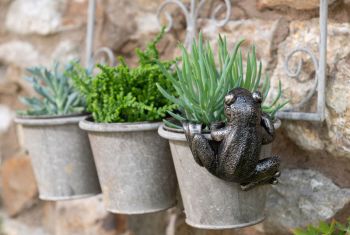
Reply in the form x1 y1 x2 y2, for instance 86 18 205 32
182 122 217 172
183 122 201 143
183 122 203 166
240 173 280 191
240 156 280 191
261 113 275 145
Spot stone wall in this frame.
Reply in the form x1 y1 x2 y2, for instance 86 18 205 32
0 0 349 234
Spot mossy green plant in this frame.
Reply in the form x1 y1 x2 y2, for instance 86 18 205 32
72 28 176 123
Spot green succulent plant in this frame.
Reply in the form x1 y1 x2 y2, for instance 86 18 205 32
18 61 86 116
72 28 176 123
293 218 350 235
157 33 288 128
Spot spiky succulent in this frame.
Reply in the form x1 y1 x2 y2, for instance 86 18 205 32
157 33 288 127
18 61 86 116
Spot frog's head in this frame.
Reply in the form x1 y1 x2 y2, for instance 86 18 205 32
224 88 262 124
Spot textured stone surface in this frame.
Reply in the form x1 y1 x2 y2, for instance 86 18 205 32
273 128 350 188
257 0 337 10
50 40 80 62
1 216 49 235
269 20 350 159
55 196 120 235
0 41 41 68
5 0 67 35
0 154 38 216
0 202 56 235
0 104 12 134
325 57 350 157
203 18 287 75
99 0 136 51
265 169 350 233
0 0 350 234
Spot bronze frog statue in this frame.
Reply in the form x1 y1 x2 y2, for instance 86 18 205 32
183 88 280 191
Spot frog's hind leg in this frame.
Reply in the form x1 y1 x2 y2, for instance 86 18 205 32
240 156 280 191
183 122 204 166
183 122 217 170
191 135 217 172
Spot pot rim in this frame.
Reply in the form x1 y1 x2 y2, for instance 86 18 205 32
79 117 162 133
158 119 282 142
14 113 88 126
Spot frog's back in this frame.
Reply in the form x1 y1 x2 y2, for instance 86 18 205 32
217 125 261 182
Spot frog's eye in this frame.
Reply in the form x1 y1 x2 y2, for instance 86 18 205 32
252 91 262 103
224 94 236 105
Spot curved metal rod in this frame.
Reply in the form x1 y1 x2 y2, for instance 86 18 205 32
157 0 190 32
90 47 116 70
157 0 231 48
210 0 231 27
283 47 319 110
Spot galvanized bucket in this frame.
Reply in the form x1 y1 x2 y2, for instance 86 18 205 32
15 115 101 201
158 121 281 229
79 118 177 214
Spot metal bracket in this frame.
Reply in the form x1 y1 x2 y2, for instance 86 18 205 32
85 0 328 122
157 0 328 122
276 0 328 122
157 0 231 49
85 0 115 69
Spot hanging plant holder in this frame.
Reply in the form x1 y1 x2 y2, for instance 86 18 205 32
79 119 177 214
159 120 281 229
15 115 101 200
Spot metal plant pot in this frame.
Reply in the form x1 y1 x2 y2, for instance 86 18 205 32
79 118 177 214
15 115 101 201
158 121 281 229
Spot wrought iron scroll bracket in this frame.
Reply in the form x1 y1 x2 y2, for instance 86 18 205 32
85 0 115 69
276 0 328 122
157 0 231 49
85 0 328 122
157 0 328 122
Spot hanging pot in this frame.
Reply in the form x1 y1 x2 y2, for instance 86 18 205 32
158 120 281 229
15 114 101 201
79 118 177 214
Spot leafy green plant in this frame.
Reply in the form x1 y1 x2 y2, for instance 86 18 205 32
293 218 350 235
19 61 86 116
157 33 288 127
72 28 176 123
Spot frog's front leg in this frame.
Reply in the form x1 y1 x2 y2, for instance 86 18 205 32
240 156 280 191
261 113 275 145
183 122 217 172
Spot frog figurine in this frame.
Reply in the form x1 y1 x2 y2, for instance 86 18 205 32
183 88 281 191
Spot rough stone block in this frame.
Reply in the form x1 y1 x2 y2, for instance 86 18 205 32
5 0 67 35
202 18 288 75
269 20 350 159
264 169 350 233
0 41 40 68
55 195 124 235
0 154 38 216
257 0 337 10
